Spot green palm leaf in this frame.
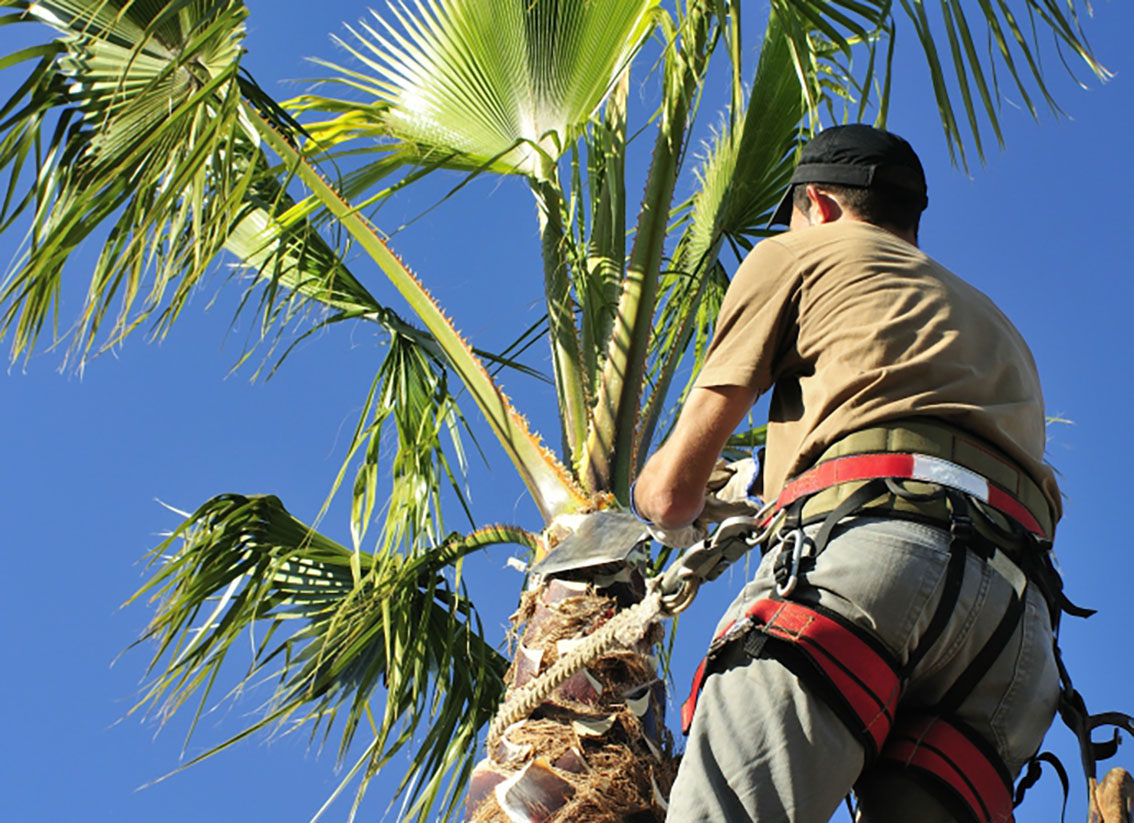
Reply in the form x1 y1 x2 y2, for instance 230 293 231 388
294 0 659 177
252 113 590 524
129 493 536 823
289 0 662 472
0 0 420 370
768 0 1109 166
581 0 720 494
1 0 590 524
328 323 475 553
640 8 811 455
0 0 253 364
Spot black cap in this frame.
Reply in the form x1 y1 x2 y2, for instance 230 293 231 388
769 124 928 226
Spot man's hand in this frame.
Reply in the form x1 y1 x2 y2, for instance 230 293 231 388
646 520 709 549
700 457 761 523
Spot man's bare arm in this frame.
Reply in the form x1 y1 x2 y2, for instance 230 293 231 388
633 384 758 528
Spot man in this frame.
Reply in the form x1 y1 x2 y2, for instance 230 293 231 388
633 125 1062 822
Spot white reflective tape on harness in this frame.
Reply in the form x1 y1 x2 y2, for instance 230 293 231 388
909 454 989 501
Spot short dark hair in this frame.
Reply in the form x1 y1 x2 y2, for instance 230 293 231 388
792 182 925 236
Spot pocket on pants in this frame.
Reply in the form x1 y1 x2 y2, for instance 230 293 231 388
987 591 1059 772
803 517 954 664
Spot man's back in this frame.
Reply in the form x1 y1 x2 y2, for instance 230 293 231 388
694 220 1059 519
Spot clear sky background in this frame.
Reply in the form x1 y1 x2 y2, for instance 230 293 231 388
2 2 1132 821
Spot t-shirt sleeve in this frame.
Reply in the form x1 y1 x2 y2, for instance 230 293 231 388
693 238 800 393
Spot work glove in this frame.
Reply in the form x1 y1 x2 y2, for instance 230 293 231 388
700 456 761 523
646 519 709 549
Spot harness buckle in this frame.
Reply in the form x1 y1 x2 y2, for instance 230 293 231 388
949 498 974 550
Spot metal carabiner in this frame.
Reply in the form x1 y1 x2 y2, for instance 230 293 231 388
774 528 807 598
659 575 700 615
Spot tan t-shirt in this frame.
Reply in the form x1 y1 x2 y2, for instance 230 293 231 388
694 221 1061 522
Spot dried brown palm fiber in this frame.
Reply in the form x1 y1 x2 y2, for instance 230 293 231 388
468 714 676 823
467 753 641 823
505 588 614 690
504 718 578 760
537 677 662 735
552 744 673 822
1089 768 1134 823
588 724 677 779
478 578 673 822
525 596 616 648
588 648 659 690
504 587 624 701
614 704 672 761
513 580 605 628
473 677 673 821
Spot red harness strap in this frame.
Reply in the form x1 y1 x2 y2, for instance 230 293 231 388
681 599 901 757
759 452 1048 538
874 714 1015 823
682 601 1017 822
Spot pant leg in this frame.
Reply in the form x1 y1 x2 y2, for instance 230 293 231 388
667 516 1059 822
854 584 1059 823
667 650 865 822
791 515 1059 777
668 518 953 822
855 772 957 823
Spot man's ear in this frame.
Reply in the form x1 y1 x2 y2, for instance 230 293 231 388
806 184 843 224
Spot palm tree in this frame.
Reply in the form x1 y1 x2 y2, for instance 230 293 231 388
0 1 1111 820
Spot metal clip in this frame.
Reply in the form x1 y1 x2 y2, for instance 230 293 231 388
658 575 700 615
654 510 781 615
774 528 807 598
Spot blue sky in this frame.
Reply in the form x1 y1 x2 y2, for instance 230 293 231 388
2 2 1132 821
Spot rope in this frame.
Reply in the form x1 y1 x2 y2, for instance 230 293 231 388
485 511 775 749
486 589 665 748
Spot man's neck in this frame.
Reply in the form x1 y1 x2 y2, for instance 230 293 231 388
840 215 918 248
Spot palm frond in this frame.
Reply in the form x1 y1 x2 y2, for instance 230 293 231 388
321 325 475 553
292 0 659 178
128 493 536 823
287 0 664 476
572 71 627 400
768 0 1109 166
638 8 811 458
582 0 720 496
0 0 421 373
225 173 382 319
0 0 253 365
222 159 546 385
251 110 590 523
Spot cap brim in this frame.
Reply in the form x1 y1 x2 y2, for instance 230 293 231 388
768 187 794 228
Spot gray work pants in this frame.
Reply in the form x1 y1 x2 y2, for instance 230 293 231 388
666 517 1059 822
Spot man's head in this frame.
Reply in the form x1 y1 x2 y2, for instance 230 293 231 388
771 124 928 242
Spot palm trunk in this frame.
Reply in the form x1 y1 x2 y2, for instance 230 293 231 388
466 575 676 822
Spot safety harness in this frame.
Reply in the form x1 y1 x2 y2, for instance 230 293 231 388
679 421 1134 823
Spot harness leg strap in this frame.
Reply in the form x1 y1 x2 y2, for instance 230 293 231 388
869 713 1016 823
682 598 901 760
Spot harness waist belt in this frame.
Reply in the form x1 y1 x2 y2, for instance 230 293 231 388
762 452 1047 538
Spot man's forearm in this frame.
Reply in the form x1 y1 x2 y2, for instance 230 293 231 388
633 384 757 528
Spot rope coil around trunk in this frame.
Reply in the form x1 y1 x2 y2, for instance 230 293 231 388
485 512 775 749
485 589 667 748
